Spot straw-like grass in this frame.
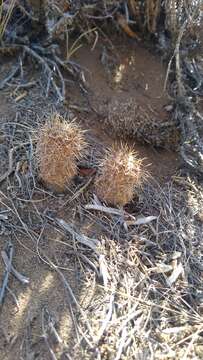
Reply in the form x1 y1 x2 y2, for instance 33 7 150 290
0 0 16 41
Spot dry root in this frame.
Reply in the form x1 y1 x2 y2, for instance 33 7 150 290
36 113 86 192
95 143 145 207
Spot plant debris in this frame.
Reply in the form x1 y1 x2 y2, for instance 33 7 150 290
0 1 203 359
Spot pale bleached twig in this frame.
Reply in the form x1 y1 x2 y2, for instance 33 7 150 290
56 218 99 253
166 262 184 287
1 250 30 284
0 243 13 305
85 204 125 217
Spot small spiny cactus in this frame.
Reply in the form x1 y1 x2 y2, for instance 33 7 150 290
95 143 145 207
36 113 86 192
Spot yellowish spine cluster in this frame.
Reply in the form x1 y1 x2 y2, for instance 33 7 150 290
95 144 144 207
36 113 86 192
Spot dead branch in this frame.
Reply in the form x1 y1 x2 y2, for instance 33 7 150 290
1 250 30 284
85 203 125 217
0 242 13 306
55 218 99 253
22 45 64 101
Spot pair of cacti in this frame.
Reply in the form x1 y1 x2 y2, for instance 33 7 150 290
36 113 145 207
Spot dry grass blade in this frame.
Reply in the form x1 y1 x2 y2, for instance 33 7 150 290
95 293 115 342
0 0 16 40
